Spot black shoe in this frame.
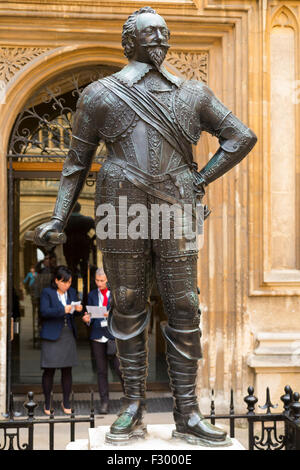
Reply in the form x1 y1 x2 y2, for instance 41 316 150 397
99 402 109 414
105 399 147 444
173 409 230 447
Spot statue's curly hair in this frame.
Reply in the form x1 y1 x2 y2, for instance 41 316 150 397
122 6 167 59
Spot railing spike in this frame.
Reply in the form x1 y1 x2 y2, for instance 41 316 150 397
90 389 95 428
71 391 75 416
259 387 277 414
281 385 292 414
291 392 300 422
230 389 234 414
50 391 54 416
24 391 37 420
229 389 235 438
210 389 215 414
9 392 14 420
244 386 258 415
90 389 94 413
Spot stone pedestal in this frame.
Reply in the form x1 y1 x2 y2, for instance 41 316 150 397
66 424 245 450
247 332 300 405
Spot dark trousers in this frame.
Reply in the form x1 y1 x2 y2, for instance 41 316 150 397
91 340 123 403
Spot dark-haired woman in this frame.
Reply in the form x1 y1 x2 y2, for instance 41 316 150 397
40 266 83 415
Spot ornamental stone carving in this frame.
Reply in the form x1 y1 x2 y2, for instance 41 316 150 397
166 51 208 83
0 47 51 83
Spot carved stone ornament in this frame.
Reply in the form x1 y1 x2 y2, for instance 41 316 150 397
166 51 208 83
0 47 51 83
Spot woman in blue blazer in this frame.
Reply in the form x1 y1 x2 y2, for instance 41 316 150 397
82 268 123 414
40 265 83 415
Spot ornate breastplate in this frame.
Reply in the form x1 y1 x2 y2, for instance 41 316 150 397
96 72 197 174
142 72 179 174
143 71 176 109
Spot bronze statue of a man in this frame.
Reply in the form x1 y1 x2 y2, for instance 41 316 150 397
35 6 257 446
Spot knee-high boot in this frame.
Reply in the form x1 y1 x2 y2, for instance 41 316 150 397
105 306 150 443
161 322 228 446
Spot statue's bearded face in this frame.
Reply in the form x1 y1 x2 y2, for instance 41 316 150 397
134 13 170 68
146 46 168 69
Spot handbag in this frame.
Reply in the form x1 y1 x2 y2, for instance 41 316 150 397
106 339 117 356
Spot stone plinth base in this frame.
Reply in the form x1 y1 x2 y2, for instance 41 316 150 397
66 424 245 450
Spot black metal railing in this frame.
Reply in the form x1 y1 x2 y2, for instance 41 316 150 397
201 385 300 450
0 391 95 450
0 385 299 450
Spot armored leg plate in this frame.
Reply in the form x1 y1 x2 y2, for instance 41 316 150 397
105 424 148 446
172 430 232 448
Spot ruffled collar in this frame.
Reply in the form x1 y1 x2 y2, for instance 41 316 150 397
113 60 182 88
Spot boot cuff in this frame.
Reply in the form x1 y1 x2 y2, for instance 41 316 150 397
108 304 151 340
161 321 202 360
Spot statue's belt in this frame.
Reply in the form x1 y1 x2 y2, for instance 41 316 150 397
105 158 210 221
107 157 192 210
109 157 189 183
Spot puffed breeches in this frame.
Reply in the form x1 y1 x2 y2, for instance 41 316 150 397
95 161 202 396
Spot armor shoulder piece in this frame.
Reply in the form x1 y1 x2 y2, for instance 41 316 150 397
173 80 202 145
95 77 136 141
77 80 105 114
70 81 105 148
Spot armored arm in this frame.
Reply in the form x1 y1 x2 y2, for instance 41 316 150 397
35 83 101 245
52 84 101 226
197 84 257 185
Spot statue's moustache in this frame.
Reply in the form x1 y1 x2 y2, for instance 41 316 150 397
141 43 170 50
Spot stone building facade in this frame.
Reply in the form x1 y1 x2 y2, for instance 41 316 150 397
0 0 299 413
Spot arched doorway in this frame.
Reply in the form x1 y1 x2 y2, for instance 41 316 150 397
7 64 117 395
6 62 169 398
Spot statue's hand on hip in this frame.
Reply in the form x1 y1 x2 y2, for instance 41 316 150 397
193 171 207 200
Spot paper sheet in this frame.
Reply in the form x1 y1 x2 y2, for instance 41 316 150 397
70 301 81 314
86 305 108 319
